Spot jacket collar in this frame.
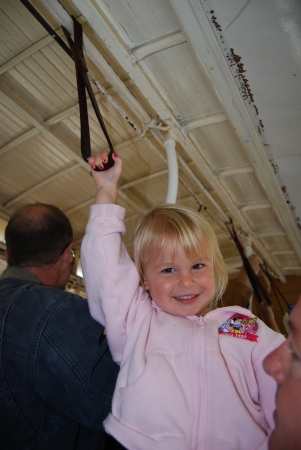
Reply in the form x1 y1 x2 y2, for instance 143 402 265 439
1 266 42 285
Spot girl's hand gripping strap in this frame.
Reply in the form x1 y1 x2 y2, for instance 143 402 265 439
62 17 114 171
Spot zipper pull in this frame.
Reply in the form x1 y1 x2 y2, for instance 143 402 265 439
199 316 206 327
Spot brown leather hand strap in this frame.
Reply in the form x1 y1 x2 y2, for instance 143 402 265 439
20 2 114 171
63 17 114 170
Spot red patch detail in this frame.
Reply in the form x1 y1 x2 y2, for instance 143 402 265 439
218 314 259 342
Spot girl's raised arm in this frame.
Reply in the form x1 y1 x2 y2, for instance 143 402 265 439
82 152 148 362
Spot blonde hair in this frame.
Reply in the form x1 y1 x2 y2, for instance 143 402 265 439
131 203 228 307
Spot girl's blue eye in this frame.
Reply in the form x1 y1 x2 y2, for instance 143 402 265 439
162 268 175 273
192 263 204 270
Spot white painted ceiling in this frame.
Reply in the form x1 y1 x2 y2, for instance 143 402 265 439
0 0 300 290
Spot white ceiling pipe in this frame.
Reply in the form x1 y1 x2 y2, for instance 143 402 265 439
164 133 178 204
245 241 253 258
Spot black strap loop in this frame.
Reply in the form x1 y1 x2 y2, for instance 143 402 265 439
62 17 114 171
20 0 114 171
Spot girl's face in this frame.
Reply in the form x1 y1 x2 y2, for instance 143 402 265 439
143 240 215 317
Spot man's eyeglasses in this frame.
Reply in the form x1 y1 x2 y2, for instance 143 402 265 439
60 243 75 263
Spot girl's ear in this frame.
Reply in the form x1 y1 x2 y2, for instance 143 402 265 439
143 274 149 291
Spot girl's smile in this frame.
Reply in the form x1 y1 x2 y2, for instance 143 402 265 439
143 240 215 317
174 294 200 303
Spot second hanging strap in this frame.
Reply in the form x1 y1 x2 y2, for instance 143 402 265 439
225 219 273 307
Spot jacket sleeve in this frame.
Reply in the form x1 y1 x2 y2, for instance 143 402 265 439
35 293 119 430
251 321 285 430
81 203 150 363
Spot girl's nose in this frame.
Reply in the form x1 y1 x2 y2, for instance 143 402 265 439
178 271 195 287
263 341 289 385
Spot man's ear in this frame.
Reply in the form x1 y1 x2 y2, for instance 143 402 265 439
61 243 72 266
4 249 8 263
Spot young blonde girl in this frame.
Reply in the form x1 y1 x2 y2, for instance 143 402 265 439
81 152 284 450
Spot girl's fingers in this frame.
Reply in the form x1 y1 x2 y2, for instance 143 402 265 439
88 151 110 170
87 156 95 169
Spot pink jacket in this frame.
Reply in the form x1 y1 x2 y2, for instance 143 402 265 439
81 204 285 450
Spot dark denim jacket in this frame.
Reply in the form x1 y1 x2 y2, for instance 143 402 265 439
0 269 119 450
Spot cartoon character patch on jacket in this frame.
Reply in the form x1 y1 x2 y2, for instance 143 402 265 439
219 314 259 342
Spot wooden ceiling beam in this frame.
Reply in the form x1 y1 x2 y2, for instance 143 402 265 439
3 163 81 207
0 90 114 156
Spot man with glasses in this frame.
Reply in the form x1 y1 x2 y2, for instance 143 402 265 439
0 203 119 449
263 294 301 450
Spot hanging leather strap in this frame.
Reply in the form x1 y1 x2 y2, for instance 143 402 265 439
20 2 114 170
225 219 273 306
62 17 114 171
260 261 289 314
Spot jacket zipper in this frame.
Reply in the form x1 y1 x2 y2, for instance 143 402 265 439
197 315 207 450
